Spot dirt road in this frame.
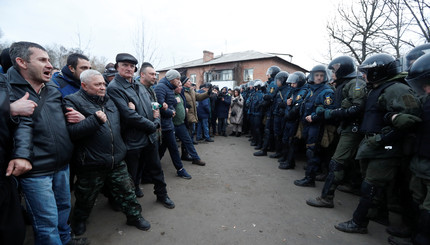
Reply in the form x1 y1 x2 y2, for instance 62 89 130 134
25 133 394 245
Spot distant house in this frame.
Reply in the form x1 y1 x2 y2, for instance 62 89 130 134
157 50 308 88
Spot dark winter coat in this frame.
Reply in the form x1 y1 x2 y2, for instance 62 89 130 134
154 77 178 131
107 74 160 151
215 88 231 118
196 89 210 119
64 89 126 169
8 67 73 177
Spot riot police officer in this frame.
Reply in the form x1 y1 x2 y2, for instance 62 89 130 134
294 65 335 187
270 71 291 158
278 71 310 169
248 80 265 149
335 54 421 234
386 53 430 245
306 56 366 207
254 66 281 156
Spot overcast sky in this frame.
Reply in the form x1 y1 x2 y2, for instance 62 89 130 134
1 0 340 71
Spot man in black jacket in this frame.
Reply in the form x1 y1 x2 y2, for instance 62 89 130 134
7 41 87 245
0 73 34 245
65 69 150 234
107 54 174 209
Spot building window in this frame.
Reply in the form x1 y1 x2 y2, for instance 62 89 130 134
244 68 254 81
190 74 197 83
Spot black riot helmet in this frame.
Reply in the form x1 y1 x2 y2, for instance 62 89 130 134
405 53 430 96
254 79 264 89
308 65 329 84
328 56 357 81
358 53 401 84
286 71 307 88
266 66 281 80
274 71 289 86
404 43 430 71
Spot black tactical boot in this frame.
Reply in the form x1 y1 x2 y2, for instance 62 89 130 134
278 161 295 170
294 177 315 187
253 150 267 156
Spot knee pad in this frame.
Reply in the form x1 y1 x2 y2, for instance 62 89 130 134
306 148 314 159
360 181 379 200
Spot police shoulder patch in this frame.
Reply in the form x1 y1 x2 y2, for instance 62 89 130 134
324 96 333 105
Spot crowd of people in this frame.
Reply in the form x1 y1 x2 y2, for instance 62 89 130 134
238 44 430 245
0 40 430 245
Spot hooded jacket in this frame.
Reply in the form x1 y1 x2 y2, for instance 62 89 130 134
51 65 81 97
7 67 73 177
154 77 178 131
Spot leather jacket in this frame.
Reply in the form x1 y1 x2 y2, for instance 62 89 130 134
7 68 73 177
64 89 126 169
107 74 160 150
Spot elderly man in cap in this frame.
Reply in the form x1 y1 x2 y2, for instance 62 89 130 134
107 53 175 209
155 69 192 179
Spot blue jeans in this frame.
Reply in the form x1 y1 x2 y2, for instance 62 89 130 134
20 165 71 245
159 129 184 170
196 118 210 140
175 123 200 160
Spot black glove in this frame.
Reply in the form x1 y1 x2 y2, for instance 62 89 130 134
233 99 238 103
279 102 287 109
263 94 272 101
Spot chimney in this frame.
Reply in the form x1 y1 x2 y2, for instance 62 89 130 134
203 50 214 62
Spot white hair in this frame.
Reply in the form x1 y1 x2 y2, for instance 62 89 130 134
80 69 102 84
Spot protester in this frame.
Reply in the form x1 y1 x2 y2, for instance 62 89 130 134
8 41 87 245
196 83 214 142
154 69 192 179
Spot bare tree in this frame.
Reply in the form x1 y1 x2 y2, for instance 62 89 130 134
382 0 415 58
327 0 391 63
133 19 161 67
403 0 430 42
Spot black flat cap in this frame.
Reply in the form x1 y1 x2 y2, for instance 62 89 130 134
115 53 138 65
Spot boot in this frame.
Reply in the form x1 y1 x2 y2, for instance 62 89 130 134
413 210 430 245
387 236 412 245
278 161 295 170
294 177 315 187
351 181 379 229
253 150 267 156
335 220 368 234
269 136 283 158
236 132 241 137
181 146 193 161
229 132 236 136
306 196 334 208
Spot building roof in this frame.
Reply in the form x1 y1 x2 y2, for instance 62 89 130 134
158 50 307 72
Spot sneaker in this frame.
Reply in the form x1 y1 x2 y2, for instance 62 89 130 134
335 220 368 234
177 168 192 179
205 138 214 142
306 196 334 208
253 150 267 156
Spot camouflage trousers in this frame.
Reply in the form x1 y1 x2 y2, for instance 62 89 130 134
72 161 142 223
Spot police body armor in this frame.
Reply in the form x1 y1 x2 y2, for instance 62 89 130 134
360 82 396 133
